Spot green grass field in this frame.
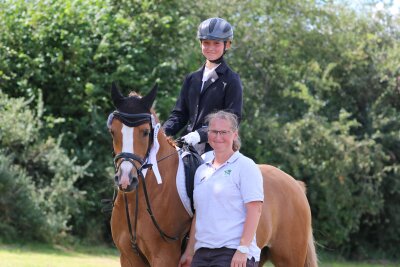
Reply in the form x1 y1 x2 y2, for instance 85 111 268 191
0 243 119 267
0 243 398 267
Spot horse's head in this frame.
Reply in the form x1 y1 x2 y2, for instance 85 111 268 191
107 82 158 192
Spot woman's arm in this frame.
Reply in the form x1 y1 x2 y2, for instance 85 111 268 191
230 201 263 267
178 214 196 267
240 201 263 246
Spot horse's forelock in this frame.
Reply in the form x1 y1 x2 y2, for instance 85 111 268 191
128 91 141 98
113 90 150 116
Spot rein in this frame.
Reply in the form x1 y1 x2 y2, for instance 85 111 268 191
111 114 179 264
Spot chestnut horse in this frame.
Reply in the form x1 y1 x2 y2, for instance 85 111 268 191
107 83 318 267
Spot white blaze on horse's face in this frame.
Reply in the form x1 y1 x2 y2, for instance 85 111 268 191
119 124 134 189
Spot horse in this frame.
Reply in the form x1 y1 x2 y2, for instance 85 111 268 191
107 83 318 267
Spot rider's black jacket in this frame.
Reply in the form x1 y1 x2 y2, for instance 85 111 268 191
163 59 243 153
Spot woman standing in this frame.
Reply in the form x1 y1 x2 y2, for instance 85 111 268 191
179 111 264 267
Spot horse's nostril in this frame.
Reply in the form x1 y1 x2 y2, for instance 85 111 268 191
131 177 139 188
129 172 139 188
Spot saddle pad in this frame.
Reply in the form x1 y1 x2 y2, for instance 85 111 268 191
176 155 194 217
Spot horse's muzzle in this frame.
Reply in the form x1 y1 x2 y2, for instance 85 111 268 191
115 170 139 192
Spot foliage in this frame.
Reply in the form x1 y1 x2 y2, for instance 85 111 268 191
0 91 87 242
0 0 193 240
0 155 46 242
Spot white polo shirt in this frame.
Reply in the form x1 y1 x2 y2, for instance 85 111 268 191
193 151 264 261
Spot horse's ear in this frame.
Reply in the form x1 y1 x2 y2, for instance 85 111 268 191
141 83 158 110
111 82 124 107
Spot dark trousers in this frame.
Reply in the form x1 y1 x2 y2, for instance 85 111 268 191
191 247 258 267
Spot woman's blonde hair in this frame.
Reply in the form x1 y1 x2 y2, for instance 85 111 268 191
205 110 241 151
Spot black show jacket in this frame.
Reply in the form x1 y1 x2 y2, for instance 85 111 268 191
163 60 243 152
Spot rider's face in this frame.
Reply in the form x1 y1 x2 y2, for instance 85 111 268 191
201 40 230 61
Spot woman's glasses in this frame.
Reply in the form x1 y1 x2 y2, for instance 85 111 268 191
208 129 232 137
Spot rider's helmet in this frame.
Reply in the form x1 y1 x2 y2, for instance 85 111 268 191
197 18 233 42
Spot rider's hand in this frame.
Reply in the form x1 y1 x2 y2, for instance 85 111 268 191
183 131 201 146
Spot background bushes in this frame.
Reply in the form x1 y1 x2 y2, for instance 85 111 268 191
0 91 87 242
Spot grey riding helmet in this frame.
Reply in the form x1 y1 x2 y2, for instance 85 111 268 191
197 18 233 41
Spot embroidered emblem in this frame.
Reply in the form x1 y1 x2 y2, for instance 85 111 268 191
224 169 232 175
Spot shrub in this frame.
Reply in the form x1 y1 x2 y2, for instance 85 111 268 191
0 91 88 242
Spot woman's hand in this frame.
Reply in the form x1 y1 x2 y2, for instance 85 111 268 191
178 215 196 267
230 250 248 267
178 252 193 267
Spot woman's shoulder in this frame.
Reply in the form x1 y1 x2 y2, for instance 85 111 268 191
235 152 258 167
195 161 210 173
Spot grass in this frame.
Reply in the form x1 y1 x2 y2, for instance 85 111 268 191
0 243 398 267
316 250 399 267
263 264 398 267
0 243 120 267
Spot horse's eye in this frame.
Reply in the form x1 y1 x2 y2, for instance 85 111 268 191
143 129 150 137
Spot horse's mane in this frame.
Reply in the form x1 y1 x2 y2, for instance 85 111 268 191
166 136 178 148
128 91 177 149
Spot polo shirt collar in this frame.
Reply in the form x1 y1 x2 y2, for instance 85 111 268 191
227 151 240 163
205 151 241 167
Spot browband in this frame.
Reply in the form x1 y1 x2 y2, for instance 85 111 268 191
111 110 152 127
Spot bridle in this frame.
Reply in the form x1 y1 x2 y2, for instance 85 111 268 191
111 110 179 265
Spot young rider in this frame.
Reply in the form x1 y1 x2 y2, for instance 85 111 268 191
163 17 243 158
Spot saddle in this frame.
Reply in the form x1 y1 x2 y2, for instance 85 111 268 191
178 142 204 213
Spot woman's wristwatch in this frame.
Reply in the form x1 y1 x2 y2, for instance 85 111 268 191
237 245 249 254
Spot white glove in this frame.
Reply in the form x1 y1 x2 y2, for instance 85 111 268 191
183 131 201 146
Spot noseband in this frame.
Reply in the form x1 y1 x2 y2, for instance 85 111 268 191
114 152 146 172
110 110 178 264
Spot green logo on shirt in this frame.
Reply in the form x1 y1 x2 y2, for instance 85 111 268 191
225 169 232 175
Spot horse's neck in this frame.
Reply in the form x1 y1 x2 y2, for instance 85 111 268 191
155 134 179 180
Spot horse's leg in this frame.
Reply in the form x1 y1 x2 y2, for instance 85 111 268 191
111 194 149 267
268 238 307 267
113 231 148 267
149 242 182 267
119 252 148 267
